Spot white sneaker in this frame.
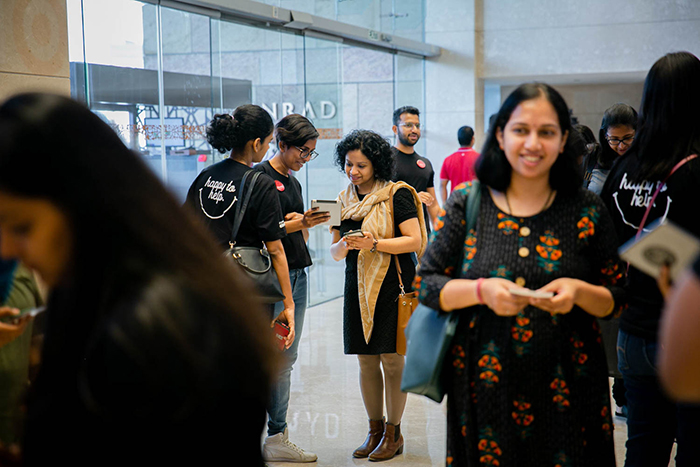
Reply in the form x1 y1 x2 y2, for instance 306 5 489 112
262 428 317 463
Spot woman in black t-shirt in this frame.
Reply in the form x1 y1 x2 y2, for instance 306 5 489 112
600 51 700 467
254 115 328 462
185 106 296 348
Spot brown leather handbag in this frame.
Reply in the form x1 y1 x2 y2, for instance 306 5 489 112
395 255 418 356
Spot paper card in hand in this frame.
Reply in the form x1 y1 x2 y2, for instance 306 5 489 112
619 218 700 281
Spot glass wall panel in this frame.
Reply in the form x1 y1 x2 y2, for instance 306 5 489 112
67 0 159 161
66 0 425 306
394 52 426 155
303 36 346 306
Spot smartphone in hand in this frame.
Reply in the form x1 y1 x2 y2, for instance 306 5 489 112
273 320 290 351
0 306 46 324
343 229 365 238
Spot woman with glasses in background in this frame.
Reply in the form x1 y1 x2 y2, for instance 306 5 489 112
254 114 329 463
583 103 638 195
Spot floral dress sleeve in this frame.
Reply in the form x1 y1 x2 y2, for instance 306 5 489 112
413 182 475 311
578 191 627 318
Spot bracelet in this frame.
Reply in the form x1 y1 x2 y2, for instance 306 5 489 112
370 238 379 253
476 278 485 305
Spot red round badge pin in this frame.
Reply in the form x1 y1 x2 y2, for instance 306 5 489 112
275 180 285 192
416 160 426 169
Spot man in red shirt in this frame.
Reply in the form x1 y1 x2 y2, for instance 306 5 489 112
439 126 479 204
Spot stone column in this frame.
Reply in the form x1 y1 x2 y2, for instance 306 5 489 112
0 0 70 102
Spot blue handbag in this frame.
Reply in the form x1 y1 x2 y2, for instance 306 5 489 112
400 181 481 403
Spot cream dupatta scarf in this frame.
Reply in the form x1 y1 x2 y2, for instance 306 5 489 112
338 180 428 343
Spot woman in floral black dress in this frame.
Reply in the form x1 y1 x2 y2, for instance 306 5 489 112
414 83 625 466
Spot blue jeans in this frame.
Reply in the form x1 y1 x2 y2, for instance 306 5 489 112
617 329 700 466
267 268 307 436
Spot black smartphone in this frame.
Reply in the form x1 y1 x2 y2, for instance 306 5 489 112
343 229 365 238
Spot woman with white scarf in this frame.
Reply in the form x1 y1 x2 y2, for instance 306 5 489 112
330 130 427 461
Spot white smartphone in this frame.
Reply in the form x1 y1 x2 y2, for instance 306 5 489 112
0 306 46 324
508 288 555 299
311 199 341 226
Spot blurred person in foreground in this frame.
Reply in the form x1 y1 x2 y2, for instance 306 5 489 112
659 255 700 403
0 257 43 447
0 93 275 466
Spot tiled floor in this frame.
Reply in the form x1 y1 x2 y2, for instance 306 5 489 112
270 298 676 466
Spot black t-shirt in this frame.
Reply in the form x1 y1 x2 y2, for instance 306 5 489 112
185 158 286 249
255 161 312 270
391 147 435 192
391 147 434 232
694 254 700 279
601 152 700 340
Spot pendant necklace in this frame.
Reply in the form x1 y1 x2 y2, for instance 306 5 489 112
504 188 555 217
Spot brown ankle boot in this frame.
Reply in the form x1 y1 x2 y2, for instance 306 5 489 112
353 418 385 458
368 422 404 461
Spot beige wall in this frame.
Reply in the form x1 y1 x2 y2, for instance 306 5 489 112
0 0 70 102
423 0 700 193
502 82 645 138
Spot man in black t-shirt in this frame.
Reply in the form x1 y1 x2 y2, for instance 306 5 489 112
390 106 439 231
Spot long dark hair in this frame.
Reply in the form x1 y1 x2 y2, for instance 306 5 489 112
207 104 274 154
475 82 582 194
0 93 275 381
632 51 700 182
598 103 637 169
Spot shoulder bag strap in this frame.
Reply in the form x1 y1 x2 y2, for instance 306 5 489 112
635 154 697 240
393 180 482 295
390 186 407 295
230 170 261 247
466 180 481 233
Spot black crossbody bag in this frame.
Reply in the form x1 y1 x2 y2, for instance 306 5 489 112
224 170 286 303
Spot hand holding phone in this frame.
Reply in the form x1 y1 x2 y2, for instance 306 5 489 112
0 306 45 325
343 229 365 238
273 320 290 351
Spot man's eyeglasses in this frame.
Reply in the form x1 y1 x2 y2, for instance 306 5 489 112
295 146 319 161
399 122 421 130
606 135 634 146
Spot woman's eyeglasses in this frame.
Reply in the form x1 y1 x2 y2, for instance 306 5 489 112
606 135 634 146
295 146 319 161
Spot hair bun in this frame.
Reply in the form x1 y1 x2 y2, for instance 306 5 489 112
207 113 238 153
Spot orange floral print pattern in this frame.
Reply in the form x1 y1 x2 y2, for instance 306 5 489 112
577 205 599 244
570 333 588 377
461 230 478 274
536 230 562 273
478 427 502 466
478 341 502 387
553 451 572 467
511 312 533 357
497 212 519 235
511 395 535 439
551 365 571 412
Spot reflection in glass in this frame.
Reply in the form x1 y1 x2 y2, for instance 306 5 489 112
66 0 425 306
